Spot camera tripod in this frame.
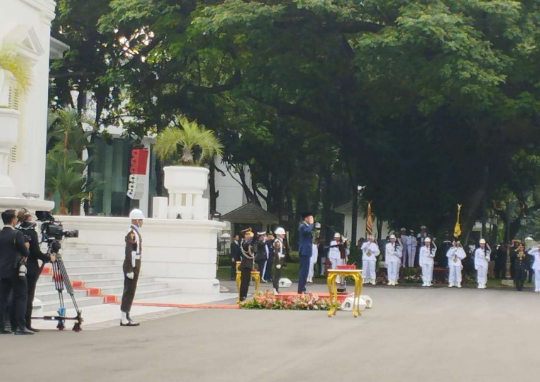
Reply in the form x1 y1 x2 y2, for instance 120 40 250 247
34 248 83 332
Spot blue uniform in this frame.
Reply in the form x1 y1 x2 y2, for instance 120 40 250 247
297 222 313 293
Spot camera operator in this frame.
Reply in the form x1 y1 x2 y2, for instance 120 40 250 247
0 209 31 335
17 209 55 332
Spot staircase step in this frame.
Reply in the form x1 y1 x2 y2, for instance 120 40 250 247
35 289 88 302
48 265 120 274
80 277 154 288
61 259 120 267
58 253 104 260
96 282 171 296
58 271 125 281
40 296 104 313
132 288 183 301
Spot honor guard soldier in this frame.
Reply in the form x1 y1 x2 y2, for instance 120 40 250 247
528 245 540 292
474 239 491 289
420 237 435 287
239 228 255 301
361 235 380 285
386 235 402 286
120 209 144 327
446 240 466 288
272 227 286 294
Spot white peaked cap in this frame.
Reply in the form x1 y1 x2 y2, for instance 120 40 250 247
389 235 396 239
275 227 286 235
425 237 432 242
334 232 341 238
479 239 486 244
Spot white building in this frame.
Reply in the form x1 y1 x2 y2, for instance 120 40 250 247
334 201 390 241
0 0 68 211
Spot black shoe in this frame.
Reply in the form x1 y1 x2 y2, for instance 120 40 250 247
14 328 34 335
0 329 12 334
27 327 40 333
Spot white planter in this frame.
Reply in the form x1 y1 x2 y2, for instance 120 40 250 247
0 107 20 197
163 166 210 220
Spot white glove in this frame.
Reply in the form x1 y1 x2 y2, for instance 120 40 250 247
276 265 282 269
126 272 134 280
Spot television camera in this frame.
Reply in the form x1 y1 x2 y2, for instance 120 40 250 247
33 211 83 332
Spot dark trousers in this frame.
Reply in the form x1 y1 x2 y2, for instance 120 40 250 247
255 260 266 281
25 273 39 328
495 262 506 279
273 266 281 292
239 267 251 301
317 255 324 276
230 261 237 280
265 259 273 281
0 275 28 331
298 256 310 293
120 267 140 313
515 269 527 291
528 267 534 283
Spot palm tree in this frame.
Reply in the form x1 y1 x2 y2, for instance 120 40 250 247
0 46 30 93
153 115 223 165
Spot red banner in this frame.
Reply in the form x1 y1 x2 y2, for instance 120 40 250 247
129 148 148 175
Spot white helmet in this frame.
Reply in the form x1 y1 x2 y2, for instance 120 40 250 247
425 237 431 243
275 227 286 235
389 234 396 239
479 239 486 244
129 209 145 220
334 232 341 238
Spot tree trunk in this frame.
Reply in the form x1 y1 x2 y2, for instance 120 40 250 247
155 157 165 196
350 180 359 245
321 167 333 243
209 159 217 212
59 199 66 215
461 167 489 246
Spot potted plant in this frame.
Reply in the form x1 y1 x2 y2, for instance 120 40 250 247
153 115 223 219
0 47 30 197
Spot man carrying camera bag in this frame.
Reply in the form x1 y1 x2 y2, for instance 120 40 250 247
0 209 31 335
120 209 144 327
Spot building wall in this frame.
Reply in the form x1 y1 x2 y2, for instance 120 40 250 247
342 214 390 241
1 0 56 199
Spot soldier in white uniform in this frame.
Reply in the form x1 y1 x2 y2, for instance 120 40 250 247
308 239 319 283
528 246 540 293
399 228 410 268
474 239 491 289
328 233 342 270
419 237 435 286
446 240 466 288
407 229 417 267
386 235 402 286
361 235 380 285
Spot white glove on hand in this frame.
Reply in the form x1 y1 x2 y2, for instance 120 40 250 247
126 272 134 280
276 265 282 269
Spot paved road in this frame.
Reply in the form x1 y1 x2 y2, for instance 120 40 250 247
2 287 539 382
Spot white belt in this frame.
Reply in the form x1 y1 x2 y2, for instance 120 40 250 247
135 255 141 260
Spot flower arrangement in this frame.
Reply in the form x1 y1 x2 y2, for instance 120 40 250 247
240 291 332 311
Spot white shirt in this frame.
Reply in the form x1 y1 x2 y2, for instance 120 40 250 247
446 247 466 266
361 241 380 261
474 247 490 269
311 244 318 263
328 240 341 260
419 245 435 265
529 248 540 271
385 242 402 263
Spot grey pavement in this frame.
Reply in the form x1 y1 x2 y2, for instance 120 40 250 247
2 287 540 382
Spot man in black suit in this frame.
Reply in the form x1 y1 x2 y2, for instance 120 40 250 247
230 234 241 280
0 209 31 335
17 209 54 332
